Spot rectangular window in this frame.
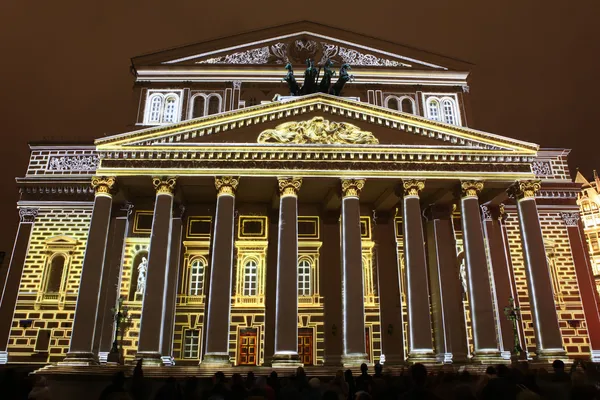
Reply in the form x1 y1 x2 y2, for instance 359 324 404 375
34 329 51 352
183 329 200 359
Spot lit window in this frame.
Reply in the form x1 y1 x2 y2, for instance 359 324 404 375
183 329 200 359
427 99 441 121
189 259 205 296
298 259 312 296
148 95 163 123
163 96 178 123
442 99 456 124
243 259 258 296
45 255 65 293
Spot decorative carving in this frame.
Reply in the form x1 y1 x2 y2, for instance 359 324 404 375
319 42 411 67
507 180 541 200
402 179 425 197
278 177 302 197
499 203 507 222
152 176 177 195
198 46 271 64
341 179 365 198
215 176 239 196
47 155 99 172
91 176 116 196
232 81 242 90
121 202 134 217
257 117 378 145
532 160 553 177
462 85 470 93
480 205 492 221
461 181 484 197
19 208 39 223
561 212 580 227
136 257 148 294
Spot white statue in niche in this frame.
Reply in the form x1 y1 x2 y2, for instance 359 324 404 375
459 260 468 295
136 257 148 294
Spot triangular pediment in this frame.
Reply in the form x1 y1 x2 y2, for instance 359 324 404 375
133 21 470 71
96 93 538 154
44 236 80 247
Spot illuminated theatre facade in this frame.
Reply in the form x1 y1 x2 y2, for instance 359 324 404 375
1 22 600 369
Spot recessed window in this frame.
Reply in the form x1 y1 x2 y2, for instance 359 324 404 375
45 255 65 293
189 259 205 296
144 91 181 125
190 94 223 119
243 259 258 296
384 96 415 115
183 329 200 359
298 259 312 296
425 95 460 125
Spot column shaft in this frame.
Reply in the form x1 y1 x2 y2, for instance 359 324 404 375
510 180 565 359
460 182 501 359
402 180 435 360
203 177 238 366
322 212 343 366
161 209 183 365
63 176 115 365
341 179 368 366
0 208 38 364
561 212 600 361
374 212 405 364
425 205 468 363
272 177 302 365
137 177 176 364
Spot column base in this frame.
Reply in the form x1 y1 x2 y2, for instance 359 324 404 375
590 350 600 363
342 353 369 367
201 353 232 367
59 351 99 366
161 356 175 366
407 350 437 364
380 354 405 365
136 351 164 366
435 353 454 364
471 349 506 364
534 348 568 362
0 351 7 365
272 352 302 368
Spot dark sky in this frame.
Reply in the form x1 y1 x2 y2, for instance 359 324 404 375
0 1 598 254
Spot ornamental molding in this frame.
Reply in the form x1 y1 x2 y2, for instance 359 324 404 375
531 160 553 177
402 179 425 197
215 176 239 196
19 208 39 223
461 180 484 197
560 212 580 226
278 177 303 197
480 205 492 221
319 42 411 67
91 176 116 196
18 183 95 196
507 180 541 200
47 155 99 172
341 178 365 198
257 116 378 145
152 176 177 195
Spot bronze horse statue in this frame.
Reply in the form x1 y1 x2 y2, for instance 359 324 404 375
300 59 319 95
330 64 353 96
283 63 300 96
319 59 336 93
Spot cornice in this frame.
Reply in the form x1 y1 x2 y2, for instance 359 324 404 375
95 93 539 153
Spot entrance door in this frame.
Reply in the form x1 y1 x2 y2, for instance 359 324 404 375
298 328 313 366
238 328 258 366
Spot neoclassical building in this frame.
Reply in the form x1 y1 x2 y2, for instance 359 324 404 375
1 22 599 369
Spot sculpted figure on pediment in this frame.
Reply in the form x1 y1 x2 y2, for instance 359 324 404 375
257 116 378 145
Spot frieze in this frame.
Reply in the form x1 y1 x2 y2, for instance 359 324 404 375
560 212 580 227
531 160 553 177
19 208 39 223
320 42 411 68
47 155 99 172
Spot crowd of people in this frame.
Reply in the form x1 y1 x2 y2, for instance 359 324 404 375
3 359 600 399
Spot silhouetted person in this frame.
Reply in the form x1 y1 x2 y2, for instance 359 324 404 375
230 373 247 400
154 377 182 400
329 370 349 400
355 363 372 393
344 370 356 400
204 372 230 400
131 359 147 400
28 376 52 400
551 359 570 383
268 371 280 399
481 364 518 400
354 391 371 400
295 367 309 394
400 363 441 400
99 372 131 400
246 372 256 390
182 377 201 400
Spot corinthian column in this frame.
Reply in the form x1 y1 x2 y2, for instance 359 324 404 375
508 180 566 360
272 177 302 366
402 179 435 361
203 176 239 366
137 177 177 365
0 208 38 364
341 179 368 366
62 176 116 365
460 181 501 361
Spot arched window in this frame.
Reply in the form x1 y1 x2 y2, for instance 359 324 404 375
298 259 312 296
148 95 163 123
401 98 414 114
192 96 205 119
46 255 65 293
243 259 258 296
442 98 457 125
189 259 205 296
386 97 399 111
427 98 441 121
207 95 221 116
163 96 178 123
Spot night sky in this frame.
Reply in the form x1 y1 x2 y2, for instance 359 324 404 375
0 1 598 255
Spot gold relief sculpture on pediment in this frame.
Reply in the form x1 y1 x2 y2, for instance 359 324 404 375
257 116 379 145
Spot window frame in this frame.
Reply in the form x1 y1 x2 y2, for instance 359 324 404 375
384 95 416 115
242 258 259 297
422 93 462 126
143 90 183 125
298 258 312 297
188 257 206 296
188 93 224 119
183 329 201 359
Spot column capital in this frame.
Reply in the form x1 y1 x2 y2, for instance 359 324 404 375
461 180 484 198
278 177 302 197
507 180 541 200
402 179 425 197
561 212 580 227
215 176 239 196
341 178 366 198
481 204 508 222
18 208 38 223
91 176 116 197
152 177 177 195
120 202 134 217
